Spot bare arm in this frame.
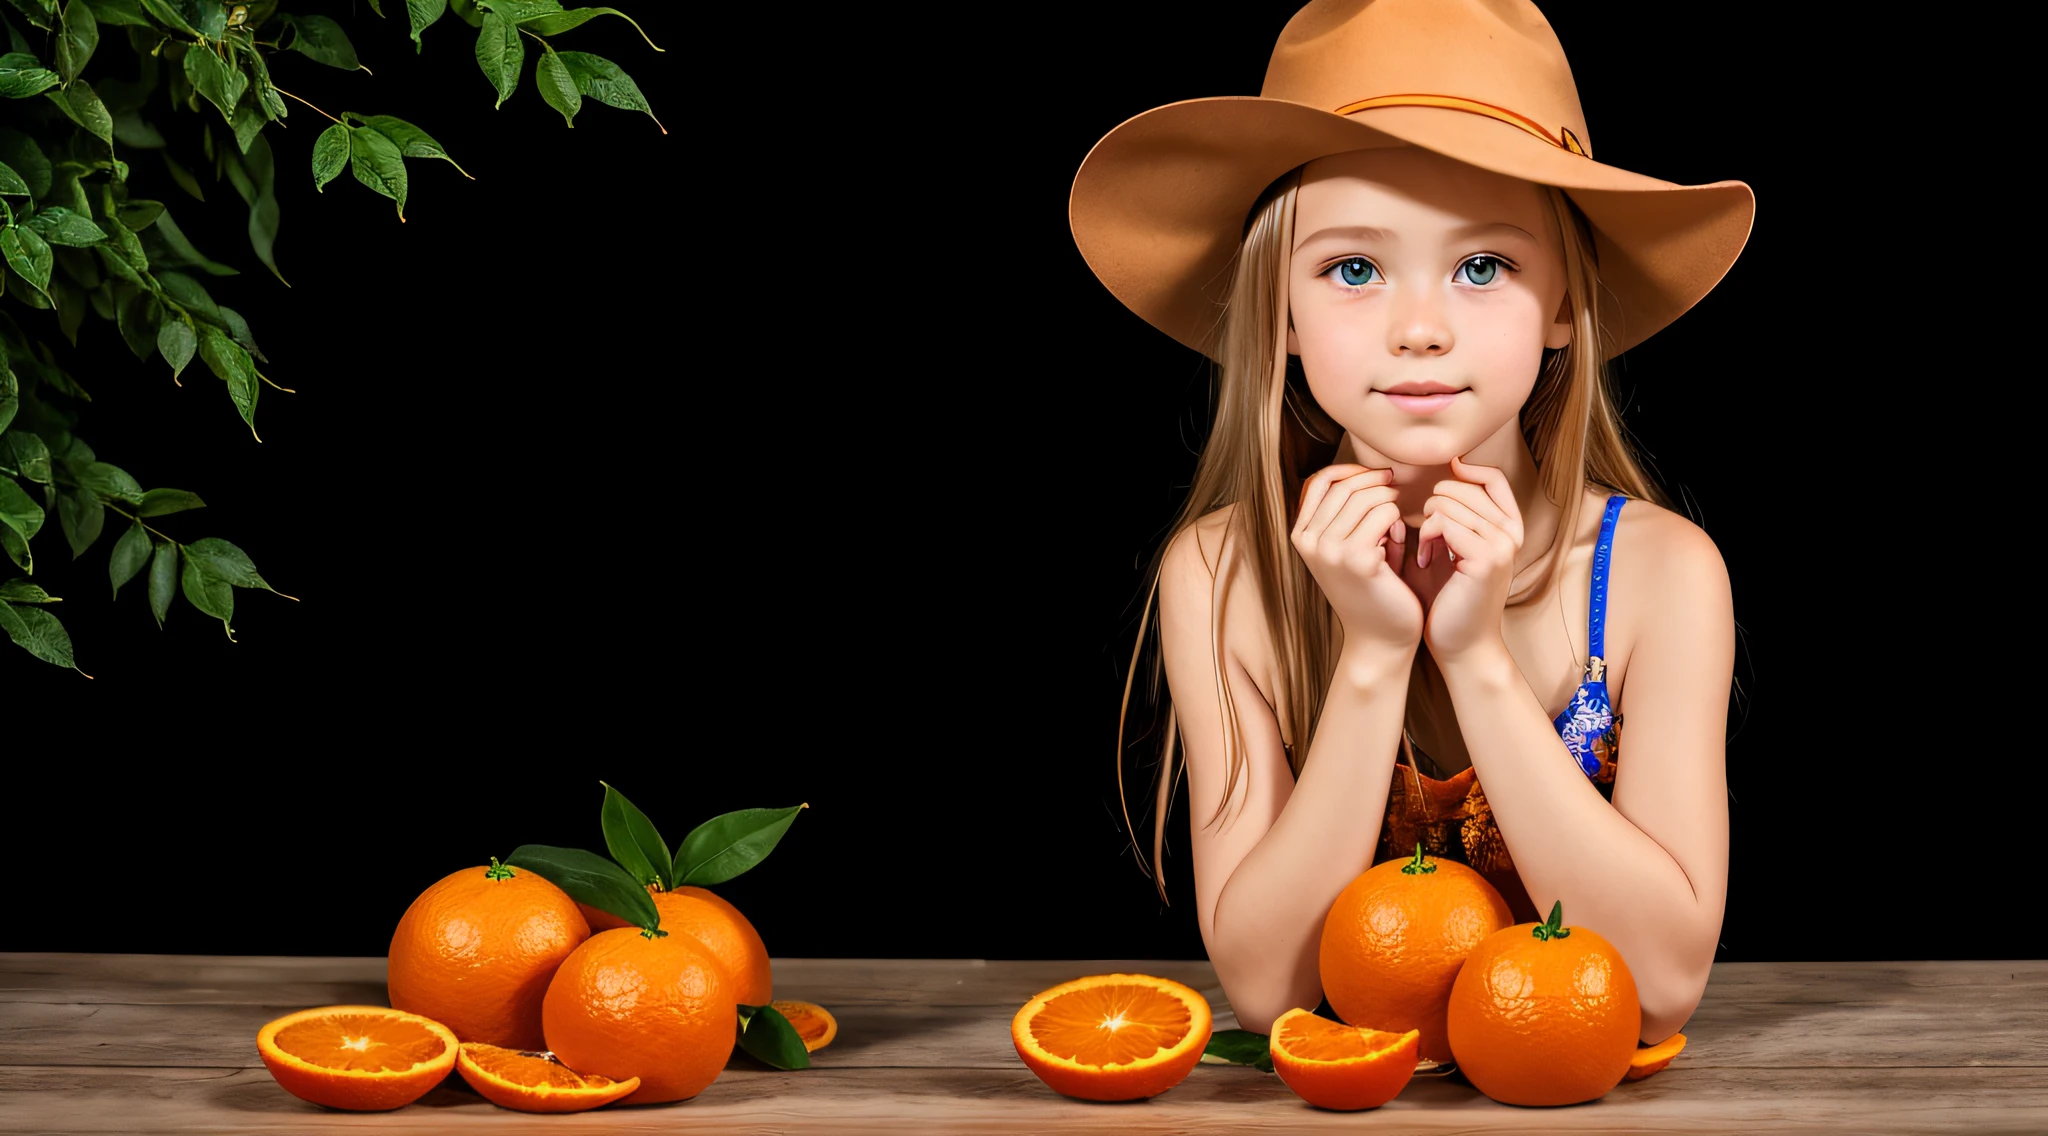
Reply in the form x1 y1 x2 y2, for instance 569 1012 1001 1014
1161 471 1422 1033
1434 505 1732 1043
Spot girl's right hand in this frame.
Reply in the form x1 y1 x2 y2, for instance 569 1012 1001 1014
1291 464 1424 651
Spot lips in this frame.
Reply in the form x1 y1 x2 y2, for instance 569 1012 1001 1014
1377 383 1467 415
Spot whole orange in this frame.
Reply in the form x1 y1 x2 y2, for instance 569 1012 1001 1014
1318 845 1512 1063
542 926 737 1105
579 886 772 1006
387 861 590 1050
1446 903 1641 1106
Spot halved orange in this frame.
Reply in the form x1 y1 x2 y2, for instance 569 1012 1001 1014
1625 1032 1687 1081
1269 1008 1420 1111
771 1000 838 1053
1011 973 1213 1101
255 1005 458 1111
456 1043 641 1112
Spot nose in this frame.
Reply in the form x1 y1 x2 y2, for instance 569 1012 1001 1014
1387 285 1453 357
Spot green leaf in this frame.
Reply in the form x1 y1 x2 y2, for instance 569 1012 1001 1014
1 526 30 572
0 598 80 670
0 577 54 601
280 13 359 70
25 206 106 247
231 100 263 155
138 0 198 37
1 429 49 483
0 127 50 198
216 304 265 363
180 547 234 634
737 1004 811 1071
155 268 217 318
0 472 43 543
46 80 113 143
1 225 53 294
535 43 579 126
0 364 12 435
156 316 194 379
118 198 163 231
83 0 150 27
600 782 673 891
478 0 560 18
0 159 26 196
151 208 237 275
2 0 54 31
517 7 661 51
180 536 273 591
359 115 470 178
137 486 203 516
505 843 660 931
675 804 808 887
347 125 407 221
76 460 143 504
473 11 521 108
110 520 149 598
114 282 160 360
147 537 174 626
556 51 661 132
0 52 58 98
1201 1029 1276 1072
406 0 445 52
56 0 97 86
195 323 258 437
311 123 350 193
56 485 104 558
161 150 204 201
182 43 245 123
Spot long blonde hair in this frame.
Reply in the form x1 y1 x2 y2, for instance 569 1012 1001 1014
1115 167 1671 902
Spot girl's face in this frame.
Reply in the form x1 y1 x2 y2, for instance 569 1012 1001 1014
1287 148 1573 468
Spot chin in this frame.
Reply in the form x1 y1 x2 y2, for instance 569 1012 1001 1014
1359 432 1468 469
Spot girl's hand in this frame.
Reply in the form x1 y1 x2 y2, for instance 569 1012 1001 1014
1415 455 1524 664
1291 464 1423 652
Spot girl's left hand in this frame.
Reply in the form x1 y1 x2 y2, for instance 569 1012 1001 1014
1415 455 1524 665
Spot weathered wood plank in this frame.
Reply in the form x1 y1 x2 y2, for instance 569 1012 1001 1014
1 1064 2042 1134
4 957 2043 1071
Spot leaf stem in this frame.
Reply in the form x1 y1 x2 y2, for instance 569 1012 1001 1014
269 85 345 125
98 503 181 549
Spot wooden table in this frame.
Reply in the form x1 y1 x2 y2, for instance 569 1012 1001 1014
2 954 2042 1133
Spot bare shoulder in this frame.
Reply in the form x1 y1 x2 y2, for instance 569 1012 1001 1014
1158 503 1282 698
1161 503 1238 591
1611 494 1732 602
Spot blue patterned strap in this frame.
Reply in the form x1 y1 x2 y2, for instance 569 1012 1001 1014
1586 495 1626 679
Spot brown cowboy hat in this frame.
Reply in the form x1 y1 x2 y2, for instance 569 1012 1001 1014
1069 0 1755 360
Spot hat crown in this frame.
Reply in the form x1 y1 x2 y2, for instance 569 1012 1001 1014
1261 0 1590 157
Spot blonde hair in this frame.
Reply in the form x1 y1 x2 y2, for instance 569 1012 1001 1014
1115 169 1671 902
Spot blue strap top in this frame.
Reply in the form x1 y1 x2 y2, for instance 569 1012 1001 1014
1550 495 1625 783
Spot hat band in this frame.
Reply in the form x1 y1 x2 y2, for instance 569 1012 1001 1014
1332 93 1587 157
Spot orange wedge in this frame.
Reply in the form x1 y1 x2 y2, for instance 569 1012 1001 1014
1626 1032 1687 1081
772 1000 838 1053
456 1043 641 1112
1269 1008 1420 1111
1011 973 1213 1101
255 1005 458 1111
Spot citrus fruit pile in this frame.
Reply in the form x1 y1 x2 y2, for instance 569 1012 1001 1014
1009 845 1688 1111
254 785 824 1113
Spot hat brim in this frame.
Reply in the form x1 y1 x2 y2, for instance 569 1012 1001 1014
1069 97 1755 360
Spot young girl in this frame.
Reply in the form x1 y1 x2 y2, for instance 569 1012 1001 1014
1073 0 1751 1045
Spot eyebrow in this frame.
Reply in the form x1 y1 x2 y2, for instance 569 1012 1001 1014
1293 221 1539 252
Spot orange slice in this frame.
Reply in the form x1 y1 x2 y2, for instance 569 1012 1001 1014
772 1000 838 1053
456 1043 641 1112
1269 1008 1420 1111
1625 1032 1687 1081
255 1005 458 1111
1011 973 1213 1101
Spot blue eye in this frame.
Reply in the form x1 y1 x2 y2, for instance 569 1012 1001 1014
1332 258 1377 287
1457 256 1503 286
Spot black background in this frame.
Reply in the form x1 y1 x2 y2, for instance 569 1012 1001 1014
6 4 2018 962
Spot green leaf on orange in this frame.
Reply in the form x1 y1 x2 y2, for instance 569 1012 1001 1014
736 1003 810 1070
507 843 659 932
674 803 807 887
599 781 672 890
